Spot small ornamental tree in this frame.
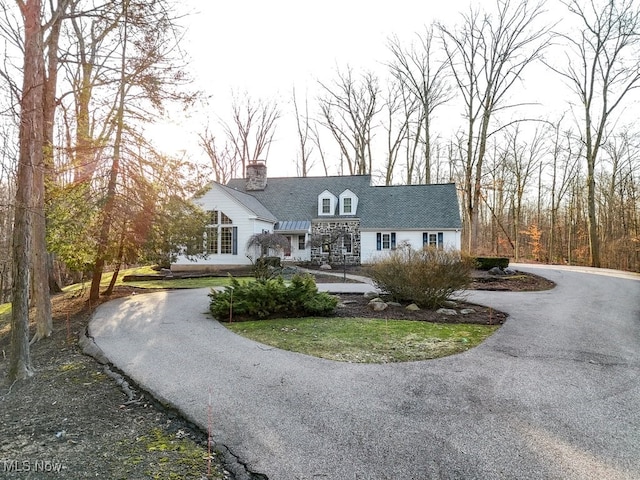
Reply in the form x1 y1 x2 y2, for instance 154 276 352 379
369 245 473 308
245 232 290 280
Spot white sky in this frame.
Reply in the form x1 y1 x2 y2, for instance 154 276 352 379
152 0 568 179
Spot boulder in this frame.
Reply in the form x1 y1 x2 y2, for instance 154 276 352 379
436 308 458 316
460 308 476 315
368 301 388 312
442 300 458 308
387 301 402 307
319 263 332 270
406 303 421 311
487 266 506 276
363 291 379 300
504 267 517 275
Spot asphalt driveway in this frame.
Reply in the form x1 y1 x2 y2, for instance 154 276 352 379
89 265 640 479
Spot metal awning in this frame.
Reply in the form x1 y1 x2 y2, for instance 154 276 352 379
274 220 311 233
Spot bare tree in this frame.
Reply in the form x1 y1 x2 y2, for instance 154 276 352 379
439 0 550 253
292 87 314 177
309 123 330 176
380 78 415 185
387 26 453 184
545 0 640 267
198 126 239 183
502 123 549 260
548 120 581 263
318 67 381 175
222 94 280 178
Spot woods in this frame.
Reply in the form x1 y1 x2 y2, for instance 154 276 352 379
1 0 639 383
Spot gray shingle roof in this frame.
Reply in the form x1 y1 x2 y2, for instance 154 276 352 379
359 183 462 229
227 175 372 221
217 182 278 222
225 175 461 229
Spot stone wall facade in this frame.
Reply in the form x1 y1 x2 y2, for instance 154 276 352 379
310 219 361 266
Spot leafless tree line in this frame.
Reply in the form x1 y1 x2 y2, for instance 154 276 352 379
199 0 640 272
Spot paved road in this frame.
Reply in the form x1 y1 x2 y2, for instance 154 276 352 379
89 265 640 479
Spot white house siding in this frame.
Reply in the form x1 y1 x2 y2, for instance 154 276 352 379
171 185 275 271
360 230 461 264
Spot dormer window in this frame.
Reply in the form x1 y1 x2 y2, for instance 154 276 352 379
339 189 358 216
318 190 337 216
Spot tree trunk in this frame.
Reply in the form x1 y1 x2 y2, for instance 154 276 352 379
8 0 44 382
90 1 128 301
586 155 600 267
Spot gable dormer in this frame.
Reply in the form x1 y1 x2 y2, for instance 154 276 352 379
318 190 338 216
339 189 358 216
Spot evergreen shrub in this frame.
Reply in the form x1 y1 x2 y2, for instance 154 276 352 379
209 274 338 321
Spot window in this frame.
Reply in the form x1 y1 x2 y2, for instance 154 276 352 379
342 234 352 254
423 232 444 248
206 210 237 255
322 235 331 253
342 197 352 214
382 234 390 249
318 190 338 216
206 227 218 254
220 227 233 254
339 189 358 215
298 235 306 250
376 232 396 250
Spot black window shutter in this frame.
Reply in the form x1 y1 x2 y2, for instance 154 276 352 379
423 232 428 246
232 227 238 255
437 232 443 248
391 232 396 249
376 233 381 250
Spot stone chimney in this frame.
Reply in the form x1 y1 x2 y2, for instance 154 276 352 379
246 160 267 191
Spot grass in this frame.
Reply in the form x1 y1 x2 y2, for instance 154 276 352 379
62 265 248 293
0 265 246 325
225 317 499 363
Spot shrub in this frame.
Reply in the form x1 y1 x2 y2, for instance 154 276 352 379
369 246 474 308
252 256 283 281
475 257 509 270
209 274 338 321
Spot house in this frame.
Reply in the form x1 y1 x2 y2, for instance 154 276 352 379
171 161 462 271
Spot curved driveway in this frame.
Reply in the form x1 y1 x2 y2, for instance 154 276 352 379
90 265 640 479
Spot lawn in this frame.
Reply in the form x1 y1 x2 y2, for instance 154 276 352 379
0 266 247 320
225 316 499 363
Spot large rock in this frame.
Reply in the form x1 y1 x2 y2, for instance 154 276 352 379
460 308 476 315
406 303 421 311
368 301 388 312
436 308 458 316
319 263 332 270
488 266 506 276
363 291 379 300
